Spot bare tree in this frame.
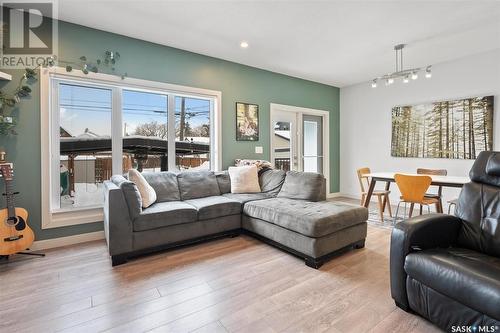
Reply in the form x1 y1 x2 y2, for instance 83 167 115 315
134 121 168 139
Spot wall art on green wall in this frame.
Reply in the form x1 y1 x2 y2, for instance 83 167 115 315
236 102 259 141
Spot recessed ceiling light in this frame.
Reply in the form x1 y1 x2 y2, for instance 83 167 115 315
240 41 249 48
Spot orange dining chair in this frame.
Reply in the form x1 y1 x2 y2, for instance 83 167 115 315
394 174 440 222
357 167 392 222
416 168 447 213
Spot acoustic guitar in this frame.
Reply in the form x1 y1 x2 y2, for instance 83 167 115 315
0 164 34 255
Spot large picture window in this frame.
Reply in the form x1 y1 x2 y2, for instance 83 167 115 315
41 68 221 228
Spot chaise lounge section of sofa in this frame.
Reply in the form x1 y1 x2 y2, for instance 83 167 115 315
104 169 368 268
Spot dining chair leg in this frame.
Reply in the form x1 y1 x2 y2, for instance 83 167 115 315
376 195 384 222
435 202 441 213
394 201 402 224
419 204 423 215
438 199 443 213
385 194 392 217
360 194 366 206
409 203 415 218
427 205 431 214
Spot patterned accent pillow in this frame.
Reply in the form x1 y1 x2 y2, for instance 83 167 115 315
228 165 261 193
234 159 273 170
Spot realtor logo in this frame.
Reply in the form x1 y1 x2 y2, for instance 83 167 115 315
1 0 57 68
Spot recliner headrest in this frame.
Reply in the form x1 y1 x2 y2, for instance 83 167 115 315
486 153 500 176
469 151 500 187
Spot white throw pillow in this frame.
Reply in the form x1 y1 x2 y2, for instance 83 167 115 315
128 169 157 208
228 165 261 193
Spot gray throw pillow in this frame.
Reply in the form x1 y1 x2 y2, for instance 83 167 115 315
111 175 142 218
215 171 231 194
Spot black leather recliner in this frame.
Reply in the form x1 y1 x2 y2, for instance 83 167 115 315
390 151 500 331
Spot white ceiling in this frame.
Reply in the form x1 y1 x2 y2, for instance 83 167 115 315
58 1 500 87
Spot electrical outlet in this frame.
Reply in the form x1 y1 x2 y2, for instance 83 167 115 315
255 146 263 154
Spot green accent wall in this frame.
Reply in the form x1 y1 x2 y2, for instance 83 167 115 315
0 20 339 240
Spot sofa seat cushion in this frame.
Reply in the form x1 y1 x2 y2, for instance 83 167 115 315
133 201 198 232
184 196 242 220
222 192 270 204
405 247 500 319
243 198 368 237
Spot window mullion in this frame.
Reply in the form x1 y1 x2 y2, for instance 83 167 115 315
112 86 123 175
167 94 176 171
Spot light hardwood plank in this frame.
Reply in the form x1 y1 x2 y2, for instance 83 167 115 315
0 215 442 333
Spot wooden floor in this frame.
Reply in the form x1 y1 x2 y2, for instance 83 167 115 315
0 225 441 333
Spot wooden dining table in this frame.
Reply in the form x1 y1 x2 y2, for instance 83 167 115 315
363 172 470 212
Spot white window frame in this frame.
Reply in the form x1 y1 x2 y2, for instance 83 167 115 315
40 67 222 229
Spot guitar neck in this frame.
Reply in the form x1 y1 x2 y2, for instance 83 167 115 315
4 179 16 218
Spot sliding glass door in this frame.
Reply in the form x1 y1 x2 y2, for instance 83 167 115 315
50 78 215 214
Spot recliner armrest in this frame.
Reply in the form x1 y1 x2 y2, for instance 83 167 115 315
390 214 462 310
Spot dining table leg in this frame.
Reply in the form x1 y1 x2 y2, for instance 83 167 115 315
381 181 391 212
364 179 377 208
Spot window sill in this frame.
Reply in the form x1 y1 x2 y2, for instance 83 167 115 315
42 207 104 229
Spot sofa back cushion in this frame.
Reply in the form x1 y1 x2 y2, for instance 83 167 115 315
177 171 221 200
215 171 231 194
142 171 180 202
277 171 325 202
259 169 286 197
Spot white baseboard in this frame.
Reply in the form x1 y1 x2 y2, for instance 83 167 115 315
327 192 343 198
31 231 105 251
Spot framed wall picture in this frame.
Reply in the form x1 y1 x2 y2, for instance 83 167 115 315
236 102 259 141
391 95 494 159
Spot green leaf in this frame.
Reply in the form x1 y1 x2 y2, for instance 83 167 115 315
79 56 87 61
111 58 115 65
4 98 16 106
66 65 73 72
91 66 98 73
25 68 37 79
115 52 120 59
96 59 101 65
21 86 32 93
82 68 89 75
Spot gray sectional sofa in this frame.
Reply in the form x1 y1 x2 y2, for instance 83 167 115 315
104 169 368 268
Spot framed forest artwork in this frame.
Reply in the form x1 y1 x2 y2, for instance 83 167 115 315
236 102 259 141
391 95 494 159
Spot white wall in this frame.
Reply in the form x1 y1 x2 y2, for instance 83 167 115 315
340 49 500 208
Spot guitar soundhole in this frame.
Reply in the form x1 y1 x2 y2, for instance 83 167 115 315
5 216 25 231
15 217 26 231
